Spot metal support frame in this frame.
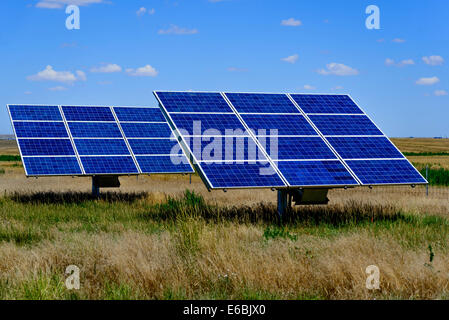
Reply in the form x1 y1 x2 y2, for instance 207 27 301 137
277 190 289 218
277 188 330 218
92 178 100 197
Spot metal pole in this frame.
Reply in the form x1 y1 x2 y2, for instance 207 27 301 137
92 177 100 197
277 190 288 218
426 165 429 197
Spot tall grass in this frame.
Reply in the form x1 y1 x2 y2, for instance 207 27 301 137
416 166 449 186
0 190 448 299
0 155 20 161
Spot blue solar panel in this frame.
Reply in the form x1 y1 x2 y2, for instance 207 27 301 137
259 137 337 160
136 155 194 173
277 160 358 186
18 139 75 156
225 93 300 113
309 115 383 136
327 137 404 159
170 113 248 136
62 106 115 122
188 136 262 161
198 161 285 188
128 139 179 155
68 122 122 138
346 160 427 185
13 122 69 138
155 92 232 113
241 114 317 136
290 94 363 114
74 139 130 156
81 156 138 174
114 107 166 122
23 157 82 176
9 105 62 121
121 122 173 138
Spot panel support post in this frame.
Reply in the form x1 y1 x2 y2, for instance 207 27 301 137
92 177 100 197
277 189 288 218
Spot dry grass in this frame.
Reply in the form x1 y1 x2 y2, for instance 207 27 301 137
0 138 448 300
391 138 449 153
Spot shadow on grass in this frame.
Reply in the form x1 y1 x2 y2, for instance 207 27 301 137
8 191 149 204
144 190 410 227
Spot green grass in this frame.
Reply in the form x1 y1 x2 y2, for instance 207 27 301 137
0 155 21 162
0 190 448 299
416 166 449 186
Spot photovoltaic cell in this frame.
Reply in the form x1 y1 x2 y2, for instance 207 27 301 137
128 139 180 155
241 114 317 136
260 137 337 160
309 115 383 136
277 160 359 186
62 106 115 122
81 156 138 174
290 94 363 114
114 107 166 122
155 92 232 113
121 122 173 138
18 139 75 156
23 157 82 175
68 122 123 138
9 105 62 121
74 139 130 156
169 113 248 136
136 155 194 173
326 137 404 159
346 160 427 185
13 122 69 138
198 162 285 188
225 93 300 114
188 136 262 161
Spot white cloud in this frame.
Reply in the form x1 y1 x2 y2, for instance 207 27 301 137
281 54 299 64
137 7 155 16
36 0 105 9
227 67 248 72
24 91 32 95
385 58 395 66
90 64 122 73
126 65 158 77
331 86 344 90
303 84 316 90
49 86 67 91
385 58 415 67
27 65 86 83
392 38 406 43
416 76 440 86
434 90 448 96
317 63 359 76
158 25 198 35
281 18 302 27
422 55 444 66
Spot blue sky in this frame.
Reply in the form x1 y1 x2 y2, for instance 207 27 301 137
0 0 447 137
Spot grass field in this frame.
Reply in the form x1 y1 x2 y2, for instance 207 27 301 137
0 138 448 299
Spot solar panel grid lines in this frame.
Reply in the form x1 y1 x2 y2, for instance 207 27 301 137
8 104 194 177
225 93 359 187
153 91 216 188
220 92 290 187
58 105 86 175
110 106 142 174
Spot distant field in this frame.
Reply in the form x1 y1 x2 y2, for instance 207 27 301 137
0 138 448 300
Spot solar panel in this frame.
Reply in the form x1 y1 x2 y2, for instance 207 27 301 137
7 105 194 176
154 91 426 189
291 94 426 186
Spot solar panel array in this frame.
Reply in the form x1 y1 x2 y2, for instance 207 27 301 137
154 91 426 189
8 105 194 176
